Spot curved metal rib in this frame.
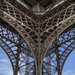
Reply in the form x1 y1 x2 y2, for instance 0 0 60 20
0 19 35 75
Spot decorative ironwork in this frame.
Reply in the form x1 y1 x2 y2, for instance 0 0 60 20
0 19 35 75
0 0 75 75
43 25 75 75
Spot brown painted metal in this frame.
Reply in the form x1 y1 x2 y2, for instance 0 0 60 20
0 0 75 75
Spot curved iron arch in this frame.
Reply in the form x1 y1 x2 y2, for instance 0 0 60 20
0 38 15 74
57 26 75 74
41 2 75 59
0 0 37 58
42 25 75 75
0 19 35 75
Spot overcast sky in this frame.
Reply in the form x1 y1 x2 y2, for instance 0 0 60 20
0 47 75 75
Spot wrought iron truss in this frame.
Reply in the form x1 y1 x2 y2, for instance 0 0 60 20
0 0 75 75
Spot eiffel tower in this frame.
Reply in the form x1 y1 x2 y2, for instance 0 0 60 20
0 0 75 75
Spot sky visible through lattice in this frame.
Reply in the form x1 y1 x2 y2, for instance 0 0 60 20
0 47 75 75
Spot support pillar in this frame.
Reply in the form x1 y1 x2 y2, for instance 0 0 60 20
55 40 62 75
35 57 42 75
14 57 19 75
14 67 18 75
14 45 21 75
58 71 62 75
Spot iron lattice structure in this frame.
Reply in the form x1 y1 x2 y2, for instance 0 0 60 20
0 0 75 75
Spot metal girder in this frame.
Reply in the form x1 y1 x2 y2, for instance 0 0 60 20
41 3 75 60
0 20 35 75
0 0 75 75
42 27 75 75
0 0 36 59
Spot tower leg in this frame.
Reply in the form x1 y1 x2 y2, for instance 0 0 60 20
14 71 18 75
35 58 42 75
58 71 62 75
13 63 19 75
14 48 21 75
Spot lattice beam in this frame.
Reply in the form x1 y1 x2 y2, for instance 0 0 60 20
0 0 75 75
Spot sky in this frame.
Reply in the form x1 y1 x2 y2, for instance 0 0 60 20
0 47 75 75
0 47 13 75
63 50 75 75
